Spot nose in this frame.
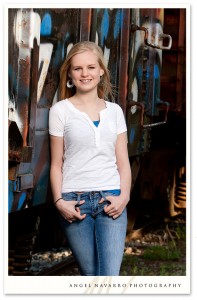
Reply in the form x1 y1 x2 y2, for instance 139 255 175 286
81 68 89 77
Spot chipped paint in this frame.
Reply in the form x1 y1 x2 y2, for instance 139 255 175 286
8 8 169 212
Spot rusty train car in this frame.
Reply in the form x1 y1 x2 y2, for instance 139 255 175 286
8 8 186 274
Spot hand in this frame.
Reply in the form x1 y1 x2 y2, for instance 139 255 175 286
99 195 128 219
56 199 86 223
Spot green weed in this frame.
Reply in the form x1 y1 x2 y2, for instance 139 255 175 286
142 243 181 260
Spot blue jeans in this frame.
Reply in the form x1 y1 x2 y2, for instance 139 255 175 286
59 190 127 276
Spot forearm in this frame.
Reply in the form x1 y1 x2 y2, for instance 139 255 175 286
118 160 132 204
103 160 131 219
50 165 63 202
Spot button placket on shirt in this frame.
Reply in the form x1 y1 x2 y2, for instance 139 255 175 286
65 99 107 148
82 112 103 147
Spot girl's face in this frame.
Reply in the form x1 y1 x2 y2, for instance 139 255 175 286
69 50 104 94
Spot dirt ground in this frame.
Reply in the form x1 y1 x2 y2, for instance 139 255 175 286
120 217 186 276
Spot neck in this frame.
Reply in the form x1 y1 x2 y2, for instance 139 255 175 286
74 90 100 105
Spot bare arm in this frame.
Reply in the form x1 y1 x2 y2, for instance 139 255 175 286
103 132 132 219
50 135 86 223
116 131 132 203
50 135 64 202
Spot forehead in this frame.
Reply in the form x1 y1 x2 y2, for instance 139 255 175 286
70 50 99 66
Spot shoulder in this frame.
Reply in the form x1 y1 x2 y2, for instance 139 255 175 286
50 99 67 112
50 99 71 118
106 101 124 114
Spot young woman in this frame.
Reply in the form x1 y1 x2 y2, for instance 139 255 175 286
49 41 132 276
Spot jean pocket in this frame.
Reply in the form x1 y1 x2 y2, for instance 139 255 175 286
103 190 121 198
61 192 77 201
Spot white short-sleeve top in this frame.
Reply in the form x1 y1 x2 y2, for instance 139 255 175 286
49 99 127 192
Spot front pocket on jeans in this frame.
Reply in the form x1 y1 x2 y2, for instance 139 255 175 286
62 192 76 201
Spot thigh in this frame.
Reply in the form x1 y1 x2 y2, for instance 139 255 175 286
95 195 127 276
59 193 97 275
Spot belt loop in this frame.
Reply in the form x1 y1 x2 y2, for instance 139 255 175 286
100 191 106 200
77 193 81 204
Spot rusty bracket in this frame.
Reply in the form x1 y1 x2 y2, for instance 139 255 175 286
9 146 33 163
130 23 172 50
127 99 170 128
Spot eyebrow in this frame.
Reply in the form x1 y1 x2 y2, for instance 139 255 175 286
72 64 96 68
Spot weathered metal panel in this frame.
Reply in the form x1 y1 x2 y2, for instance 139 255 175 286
80 9 92 41
90 9 122 101
127 8 169 156
118 9 130 113
8 8 170 212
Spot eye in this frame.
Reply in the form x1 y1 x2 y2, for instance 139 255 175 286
89 66 95 69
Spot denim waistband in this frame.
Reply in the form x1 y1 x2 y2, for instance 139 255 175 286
62 189 121 196
103 189 120 195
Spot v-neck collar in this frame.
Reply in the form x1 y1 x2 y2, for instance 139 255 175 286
65 98 108 131
65 99 107 116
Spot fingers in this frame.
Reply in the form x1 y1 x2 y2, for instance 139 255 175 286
61 200 86 223
112 214 119 220
69 210 86 222
104 204 119 215
98 197 105 204
68 215 86 223
103 197 117 214
103 196 122 218
66 212 86 223
98 196 112 204
75 200 85 206
75 206 86 219
76 212 86 220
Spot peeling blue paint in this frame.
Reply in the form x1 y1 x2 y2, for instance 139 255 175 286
114 10 121 39
33 165 50 206
18 192 27 210
146 65 150 79
62 33 70 60
41 13 52 36
100 9 109 46
8 8 165 214
137 65 143 79
154 64 159 79
53 40 63 68
8 180 15 213
129 128 135 144
9 65 17 91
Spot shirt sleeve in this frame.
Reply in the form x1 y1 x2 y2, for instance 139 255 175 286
116 104 127 134
49 103 65 137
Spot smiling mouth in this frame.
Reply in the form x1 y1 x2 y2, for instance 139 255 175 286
80 79 92 83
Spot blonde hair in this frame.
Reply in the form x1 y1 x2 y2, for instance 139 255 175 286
59 41 114 100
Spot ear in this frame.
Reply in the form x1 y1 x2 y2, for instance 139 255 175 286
100 70 104 76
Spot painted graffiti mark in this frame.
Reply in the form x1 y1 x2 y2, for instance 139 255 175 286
40 13 52 36
14 9 40 49
37 43 53 102
113 9 121 39
100 9 109 46
9 8 168 212
11 9 41 146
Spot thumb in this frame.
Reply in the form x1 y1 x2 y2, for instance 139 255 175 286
98 197 105 204
75 200 85 206
105 195 112 202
